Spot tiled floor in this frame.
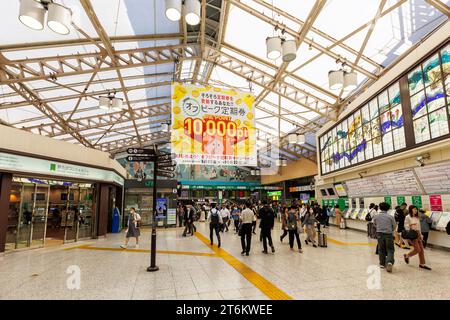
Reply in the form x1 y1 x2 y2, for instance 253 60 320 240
0 222 449 300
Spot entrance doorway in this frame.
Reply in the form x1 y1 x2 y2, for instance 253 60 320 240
5 177 96 251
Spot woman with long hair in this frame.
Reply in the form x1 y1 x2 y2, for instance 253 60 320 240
280 206 289 242
403 205 431 270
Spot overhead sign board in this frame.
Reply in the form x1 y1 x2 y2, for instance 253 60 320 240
171 83 257 166
127 148 156 155
126 155 156 162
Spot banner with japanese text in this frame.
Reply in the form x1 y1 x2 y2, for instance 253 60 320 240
171 83 257 166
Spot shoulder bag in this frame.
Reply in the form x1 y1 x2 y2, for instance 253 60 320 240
401 229 418 240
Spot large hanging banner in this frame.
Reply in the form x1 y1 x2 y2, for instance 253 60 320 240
171 83 257 166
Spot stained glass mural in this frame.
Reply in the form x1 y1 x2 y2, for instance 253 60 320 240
320 81 406 174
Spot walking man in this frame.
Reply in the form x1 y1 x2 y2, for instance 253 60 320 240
259 200 275 254
207 203 222 247
372 202 396 273
240 202 255 256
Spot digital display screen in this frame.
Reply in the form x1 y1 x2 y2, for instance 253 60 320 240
327 188 336 196
320 189 328 196
334 183 348 197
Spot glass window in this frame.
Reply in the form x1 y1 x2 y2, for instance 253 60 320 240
365 140 373 160
389 83 401 106
390 104 403 129
369 98 379 120
408 66 424 96
378 90 389 114
422 54 441 88
411 90 427 119
414 116 431 143
382 131 394 154
428 108 449 139
380 110 392 134
373 139 383 157
425 84 445 113
393 127 406 150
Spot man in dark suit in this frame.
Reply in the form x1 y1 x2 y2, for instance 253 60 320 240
182 202 195 237
259 200 275 254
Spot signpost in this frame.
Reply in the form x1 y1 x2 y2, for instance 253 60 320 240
126 147 176 273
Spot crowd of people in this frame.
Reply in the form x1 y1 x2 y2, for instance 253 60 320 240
120 199 435 273
175 200 331 256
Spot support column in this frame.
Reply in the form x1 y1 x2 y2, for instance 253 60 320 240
97 184 110 237
0 173 13 253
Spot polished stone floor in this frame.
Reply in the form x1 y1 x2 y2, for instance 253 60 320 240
0 222 449 300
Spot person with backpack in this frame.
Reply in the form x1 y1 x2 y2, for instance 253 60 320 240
372 202 396 273
366 203 377 238
239 202 255 256
207 203 223 247
259 200 275 254
280 206 289 242
287 206 303 253
419 209 432 248
395 203 409 249
120 207 141 249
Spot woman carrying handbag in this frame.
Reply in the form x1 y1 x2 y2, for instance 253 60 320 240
403 205 431 270
120 207 141 249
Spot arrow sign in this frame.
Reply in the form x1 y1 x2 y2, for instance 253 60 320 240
158 168 176 174
127 148 156 155
158 160 176 167
126 155 156 162
158 165 176 171
156 154 173 162
157 171 175 179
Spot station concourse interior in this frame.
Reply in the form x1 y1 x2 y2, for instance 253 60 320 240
0 0 450 300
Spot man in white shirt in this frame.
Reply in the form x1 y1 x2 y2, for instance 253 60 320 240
220 205 231 232
240 202 255 256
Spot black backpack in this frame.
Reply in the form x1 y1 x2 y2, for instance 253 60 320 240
365 209 373 222
210 209 220 225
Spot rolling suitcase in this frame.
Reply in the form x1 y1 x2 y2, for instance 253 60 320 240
318 231 327 247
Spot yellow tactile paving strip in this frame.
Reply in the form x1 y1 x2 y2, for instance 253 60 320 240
65 245 217 257
194 231 293 300
327 237 377 246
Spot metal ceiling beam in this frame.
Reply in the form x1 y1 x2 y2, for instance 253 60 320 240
0 44 199 84
2 69 93 147
2 80 173 109
204 46 333 120
251 0 383 71
254 0 327 108
0 33 184 52
425 0 450 18
224 0 377 80
97 132 170 153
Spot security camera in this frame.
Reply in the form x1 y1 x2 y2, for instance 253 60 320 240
416 153 430 167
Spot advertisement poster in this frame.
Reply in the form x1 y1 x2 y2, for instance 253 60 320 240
156 198 168 218
429 195 443 211
171 83 257 166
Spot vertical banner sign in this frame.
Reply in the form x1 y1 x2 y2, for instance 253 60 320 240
384 197 392 207
396 196 406 206
411 196 423 209
171 83 257 166
429 195 443 211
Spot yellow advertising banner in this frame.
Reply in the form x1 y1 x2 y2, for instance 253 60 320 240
171 83 257 166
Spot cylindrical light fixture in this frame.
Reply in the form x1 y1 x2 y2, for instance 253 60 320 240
251 169 256 176
297 134 306 145
266 37 282 60
185 0 201 26
19 0 46 30
162 122 170 132
281 158 287 167
288 133 298 144
282 40 297 62
111 98 123 111
328 70 344 90
99 96 110 110
165 0 182 21
343 71 357 91
47 2 72 35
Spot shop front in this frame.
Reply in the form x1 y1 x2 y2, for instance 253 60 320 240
124 179 178 227
0 151 125 253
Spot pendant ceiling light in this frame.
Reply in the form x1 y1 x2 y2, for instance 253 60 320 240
266 36 282 60
19 0 72 34
288 133 306 145
99 96 110 110
185 0 201 26
297 134 306 145
161 122 170 132
19 0 46 30
328 70 344 90
111 98 123 111
282 40 297 62
165 0 182 22
275 157 287 167
343 71 357 91
47 2 72 35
